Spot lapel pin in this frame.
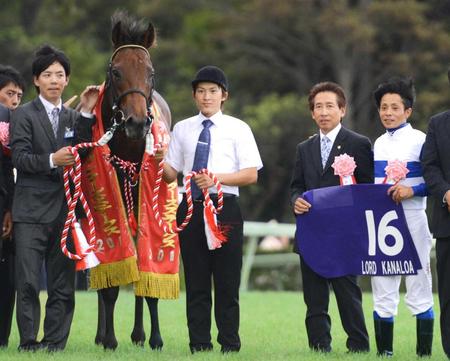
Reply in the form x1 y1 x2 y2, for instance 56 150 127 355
337 145 341 150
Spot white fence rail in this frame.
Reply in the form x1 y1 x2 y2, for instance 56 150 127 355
241 221 297 291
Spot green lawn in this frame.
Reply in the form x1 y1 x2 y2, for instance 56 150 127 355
0 291 446 360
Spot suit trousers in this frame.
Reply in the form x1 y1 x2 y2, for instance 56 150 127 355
436 237 450 357
14 205 75 350
0 239 14 347
300 255 369 352
177 195 243 351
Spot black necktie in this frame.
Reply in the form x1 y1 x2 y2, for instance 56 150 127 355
191 119 213 199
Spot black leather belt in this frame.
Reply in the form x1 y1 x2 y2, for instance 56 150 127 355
183 193 237 203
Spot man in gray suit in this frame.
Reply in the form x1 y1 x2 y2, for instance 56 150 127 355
10 45 98 352
422 70 450 359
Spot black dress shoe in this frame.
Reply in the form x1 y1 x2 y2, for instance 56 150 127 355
221 346 240 353
39 342 64 352
190 343 213 354
18 341 43 352
347 347 370 353
311 344 332 353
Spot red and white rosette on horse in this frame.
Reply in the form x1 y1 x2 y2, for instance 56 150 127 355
332 153 357 185
383 159 409 185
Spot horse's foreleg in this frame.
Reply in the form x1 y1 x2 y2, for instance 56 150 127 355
95 290 106 345
145 297 163 350
130 296 146 346
100 286 120 350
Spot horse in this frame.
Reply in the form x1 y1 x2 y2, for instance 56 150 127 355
88 11 172 351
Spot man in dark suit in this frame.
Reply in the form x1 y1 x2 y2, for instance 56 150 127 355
0 102 16 348
10 45 98 352
421 71 450 359
290 81 373 353
0 64 24 348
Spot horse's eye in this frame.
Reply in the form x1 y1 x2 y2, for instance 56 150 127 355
112 69 121 80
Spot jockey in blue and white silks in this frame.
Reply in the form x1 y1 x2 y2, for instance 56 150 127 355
371 77 434 358
373 122 433 319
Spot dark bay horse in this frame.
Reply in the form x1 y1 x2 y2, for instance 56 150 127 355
93 11 172 351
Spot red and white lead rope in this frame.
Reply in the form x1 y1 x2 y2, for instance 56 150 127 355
151 161 224 234
107 154 139 233
60 130 115 261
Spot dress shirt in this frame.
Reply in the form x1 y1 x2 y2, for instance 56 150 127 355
39 95 62 169
319 122 341 146
165 110 263 196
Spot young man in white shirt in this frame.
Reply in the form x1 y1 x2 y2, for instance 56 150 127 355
163 65 262 354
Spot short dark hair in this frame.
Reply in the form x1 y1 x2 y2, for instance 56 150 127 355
32 44 71 78
0 64 26 92
373 77 415 110
308 82 346 111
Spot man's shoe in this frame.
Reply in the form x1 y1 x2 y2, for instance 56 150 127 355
17 341 43 352
347 344 370 353
190 343 213 354
311 344 332 353
221 346 240 353
39 342 64 352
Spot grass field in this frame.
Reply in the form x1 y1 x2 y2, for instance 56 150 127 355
0 291 446 360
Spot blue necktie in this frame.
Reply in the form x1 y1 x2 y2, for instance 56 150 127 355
321 136 331 169
191 119 213 199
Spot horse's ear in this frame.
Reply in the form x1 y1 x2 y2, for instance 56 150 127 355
142 23 156 49
112 20 122 47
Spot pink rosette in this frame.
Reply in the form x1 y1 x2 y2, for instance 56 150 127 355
332 153 357 185
384 159 409 184
0 122 9 146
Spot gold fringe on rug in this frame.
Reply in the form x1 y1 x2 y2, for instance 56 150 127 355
90 256 140 289
134 272 179 299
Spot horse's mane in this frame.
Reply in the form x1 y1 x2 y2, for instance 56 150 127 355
111 10 156 48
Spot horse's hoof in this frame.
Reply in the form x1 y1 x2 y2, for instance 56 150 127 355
149 335 163 350
131 330 146 347
94 335 104 346
103 337 118 351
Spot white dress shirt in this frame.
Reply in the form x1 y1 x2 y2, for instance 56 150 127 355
165 111 263 196
320 122 341 146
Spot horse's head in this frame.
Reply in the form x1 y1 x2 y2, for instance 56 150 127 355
105 11 156 140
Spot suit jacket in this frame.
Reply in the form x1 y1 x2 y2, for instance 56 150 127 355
290 126 374 253
421 110 450 238
10 97 84 223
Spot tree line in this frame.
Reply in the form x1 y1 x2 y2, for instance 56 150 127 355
1 0 450 221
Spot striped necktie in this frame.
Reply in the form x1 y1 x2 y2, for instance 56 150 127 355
50 107 59 137
321 136 332 169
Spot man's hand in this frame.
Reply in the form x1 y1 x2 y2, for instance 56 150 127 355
445 190 450 212
294 197 311 215
193 173 214 190
2 210 12 238
387 184 414 203
52 147 75 166
154 143 168 161
79 85 100 113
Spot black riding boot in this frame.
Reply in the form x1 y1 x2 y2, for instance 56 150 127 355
416 318 433 357
374 318 393 357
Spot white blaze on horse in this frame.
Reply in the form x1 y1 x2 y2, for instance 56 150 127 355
68 11 178 351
